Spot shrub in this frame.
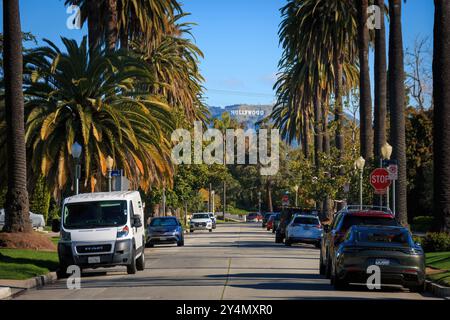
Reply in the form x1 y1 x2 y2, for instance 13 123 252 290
411 216 434 233
422 232 450 252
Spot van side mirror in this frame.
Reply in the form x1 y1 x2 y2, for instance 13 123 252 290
133 216 143 228
52 219 61 232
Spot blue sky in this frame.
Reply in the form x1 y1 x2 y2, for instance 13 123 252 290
0 0 435 107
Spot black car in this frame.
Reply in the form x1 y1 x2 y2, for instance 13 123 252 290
332 225 425 292
320 205 398 279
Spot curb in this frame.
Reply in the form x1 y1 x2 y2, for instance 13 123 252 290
0 272 58 300
425 280 450 299
0 287 12 300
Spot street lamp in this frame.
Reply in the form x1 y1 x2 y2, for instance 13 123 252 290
354 156 366 210
381 142 394 213
258 191 261 213
381 142 393 160
106 155 114 192
72 142 82 195
294 185 299 207
211 190 215 215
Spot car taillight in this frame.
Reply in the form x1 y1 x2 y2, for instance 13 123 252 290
313 224 322 229
117 225 129 238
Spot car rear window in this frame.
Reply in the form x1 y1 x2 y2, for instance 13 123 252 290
356 230 411 245
292 217 319 225
341 216 397 232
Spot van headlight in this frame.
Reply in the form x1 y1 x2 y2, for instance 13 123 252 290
117 225 129 238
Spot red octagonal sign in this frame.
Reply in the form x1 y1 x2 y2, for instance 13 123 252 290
370 168 392 194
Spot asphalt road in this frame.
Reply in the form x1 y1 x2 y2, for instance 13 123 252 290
15 223 440 300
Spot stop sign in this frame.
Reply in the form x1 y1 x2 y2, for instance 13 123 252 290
370 168 392 193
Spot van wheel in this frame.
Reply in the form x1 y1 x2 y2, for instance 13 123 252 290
285 238 292 246
190 229 194 233
127 248 137 275
177 239 184 246
136 250 145 271
209 229 212 233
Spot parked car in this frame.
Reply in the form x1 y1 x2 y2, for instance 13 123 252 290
208 213 217 229
53 191 146 278
262 212 273 228
285 214 323 248
190 213 213 232
266 214 275 231
331 225 425 292
0 209 46 229
146 216 184 247
320 205 398 279
247 212 262 222
275 207 307 243
271 212 281 233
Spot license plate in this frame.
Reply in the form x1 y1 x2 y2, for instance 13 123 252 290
159 237 168 241
88 256 100 264
375 259 390 266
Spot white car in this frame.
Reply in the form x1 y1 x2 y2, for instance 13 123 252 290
190 213 213 232
0 209 45 229
54 191 146 277
285 214 323 248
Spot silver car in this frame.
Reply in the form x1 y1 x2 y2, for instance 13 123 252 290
285 214 323 247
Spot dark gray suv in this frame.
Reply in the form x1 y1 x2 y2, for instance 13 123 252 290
331 225 425 292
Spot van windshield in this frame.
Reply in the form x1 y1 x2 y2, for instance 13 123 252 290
63 201 128 229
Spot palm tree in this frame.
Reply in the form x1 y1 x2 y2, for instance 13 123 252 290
433 0 450 232
357 0 373 160
374 0 387 161
2 0 31 232
388 0 407 226
106 0 118 50
23 37 175 194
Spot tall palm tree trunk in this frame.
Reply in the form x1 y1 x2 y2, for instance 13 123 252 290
314 91 323 169
322 95 331 155
87 0 101 50
358 0 374 160
334 53 345 158
374 0 387 160
106 0 118 51
433 0 450 232
388 0 407 226
302 110 310 159
3 0 31 233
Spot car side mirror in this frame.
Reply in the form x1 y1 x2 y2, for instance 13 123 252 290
133 216 143 228
52 219 61 233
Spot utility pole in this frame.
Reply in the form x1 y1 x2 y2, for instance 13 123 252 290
222 130 226 220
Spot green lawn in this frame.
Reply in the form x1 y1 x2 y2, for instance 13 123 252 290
426 252 450 287
426 252 450 270
0 249 59 280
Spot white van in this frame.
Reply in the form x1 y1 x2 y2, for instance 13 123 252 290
55 191 146 277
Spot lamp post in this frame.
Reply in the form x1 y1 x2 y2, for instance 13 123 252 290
72 142 82 195
354 156 366 210
258 191 261 214
106 155 114 192
381 142 394 212
211 190 215 215
294 185 299 207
